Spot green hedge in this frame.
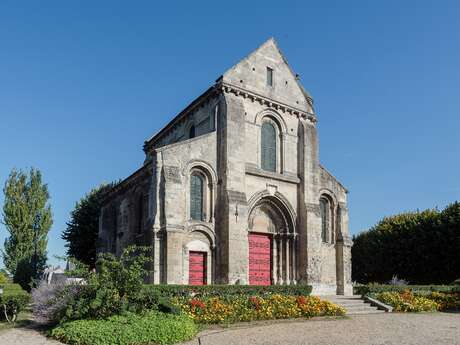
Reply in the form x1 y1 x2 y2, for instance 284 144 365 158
0 284 30 322
352 202 460 284
51 311 198 345
0 283 24 291
142 284 312 299
355 284 460 296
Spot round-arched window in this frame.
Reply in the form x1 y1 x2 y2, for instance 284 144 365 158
261 121 277 172
190 172 204 220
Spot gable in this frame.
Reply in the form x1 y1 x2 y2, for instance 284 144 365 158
222 38 314 114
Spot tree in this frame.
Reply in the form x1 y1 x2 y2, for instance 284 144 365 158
1 168 52 290
352 201 460 284
62 183 116 268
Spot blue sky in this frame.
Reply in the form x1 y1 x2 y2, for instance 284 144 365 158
1 1 459 268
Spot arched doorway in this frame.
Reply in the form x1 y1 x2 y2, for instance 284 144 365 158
248 195 296 285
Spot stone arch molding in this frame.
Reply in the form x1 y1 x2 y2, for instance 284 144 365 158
183 159 217 223
319 188 339 244
247 190 296 234
182 159 217 183
318 188 338 207
187 223 216 248
254 108 288 135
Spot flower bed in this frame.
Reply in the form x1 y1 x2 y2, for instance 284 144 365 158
375 290 460 312
172 294 345 323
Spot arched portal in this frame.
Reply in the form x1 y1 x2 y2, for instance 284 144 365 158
248 195 296 285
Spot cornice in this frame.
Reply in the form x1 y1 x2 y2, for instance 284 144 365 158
218 81 317 123
101 164 152 204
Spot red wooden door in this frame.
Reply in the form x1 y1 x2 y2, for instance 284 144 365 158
249 233 272 285
189 251 207 286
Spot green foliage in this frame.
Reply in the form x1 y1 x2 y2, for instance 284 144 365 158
0 284 31 323
354 284 460 296
426 292 460 311
376 290 438 312
142 284 313 299
51 311 198 345
60 246 153 321
172 295 344 324
0 271 10 284
62 183 118 268
352 201 460 284
375 290 460 312
1 168 52 290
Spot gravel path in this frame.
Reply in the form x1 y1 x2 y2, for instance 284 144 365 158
0 326 64 345
182 312 460 345
0 313 458 344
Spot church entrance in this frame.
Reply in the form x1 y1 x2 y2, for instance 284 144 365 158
248 194 297 285
249 233 272 285
189 251 207 285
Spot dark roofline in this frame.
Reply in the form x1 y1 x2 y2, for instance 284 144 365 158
143 85 219 152
101 164 152 204
319 164 349 193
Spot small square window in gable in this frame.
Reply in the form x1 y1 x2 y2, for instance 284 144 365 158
266 67 273 87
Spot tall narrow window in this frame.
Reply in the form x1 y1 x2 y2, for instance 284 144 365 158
261 121 277 172
320 197 329 243
267 67 273 86
137 194 143 234
190 173 204 221
189 125 196 139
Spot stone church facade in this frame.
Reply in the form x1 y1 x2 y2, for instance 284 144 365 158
98 38 353 295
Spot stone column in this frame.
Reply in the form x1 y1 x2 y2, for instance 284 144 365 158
216 93 249 284
277 236 283 285
272 235 277 284
285 234 290 284
336 203 353 295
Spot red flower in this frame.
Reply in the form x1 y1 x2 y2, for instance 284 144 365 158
189 299 206 309
249 296 261 309
297 296 307 305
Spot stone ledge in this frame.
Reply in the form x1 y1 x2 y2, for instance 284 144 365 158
364 296 394 312
245 165 300 184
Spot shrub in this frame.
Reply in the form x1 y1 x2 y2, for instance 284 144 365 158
0 287 30 323
31 282 82 324
171 294 344 324
51 311 198 345
374 290 460 312
0 271 10 284
355 284 460 296
352 201 460 284
376 290 438 312
59 246 154 321
426 292 460 311
142 284 312 299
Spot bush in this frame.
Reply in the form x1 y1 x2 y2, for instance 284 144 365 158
31 282 82 324
0 286 30 323
59 246 153 321
355 284 460 296
171 294 344 324
426 292 460 311
376 290 438 312
51 311 198 345
0 271 10 284
352 201 460 284
142 284 312 299
375 290 460 312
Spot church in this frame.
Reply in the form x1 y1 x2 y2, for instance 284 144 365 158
98 38 353 295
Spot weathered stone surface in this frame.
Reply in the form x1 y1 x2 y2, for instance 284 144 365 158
98 38 352 294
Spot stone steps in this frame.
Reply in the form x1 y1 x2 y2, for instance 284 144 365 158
321 295 386 315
